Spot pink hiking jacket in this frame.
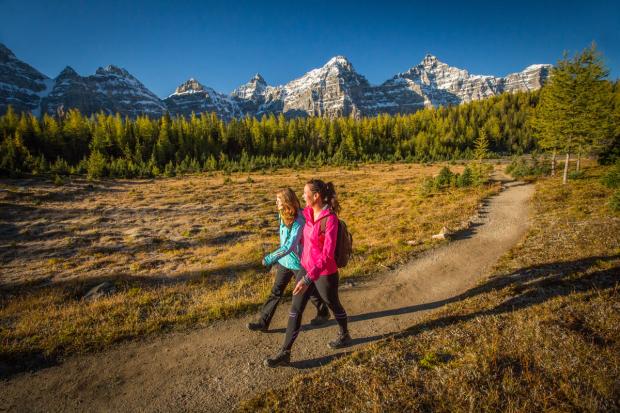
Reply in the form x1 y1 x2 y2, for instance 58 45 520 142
301 205 339 281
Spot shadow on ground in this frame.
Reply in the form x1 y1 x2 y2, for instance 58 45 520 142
288 254 620 367
2 252 617 379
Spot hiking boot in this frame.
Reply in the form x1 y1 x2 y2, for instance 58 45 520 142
263 350 291 367
246 321 268 332
310 312 330 326
327 332 352 349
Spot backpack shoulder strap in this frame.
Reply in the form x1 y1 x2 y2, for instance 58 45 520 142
319 211 336 233
319 216 328 233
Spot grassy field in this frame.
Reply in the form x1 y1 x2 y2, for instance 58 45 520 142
240 162 620 412
0 162 498 373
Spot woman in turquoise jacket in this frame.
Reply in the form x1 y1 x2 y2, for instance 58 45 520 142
247 188 329 332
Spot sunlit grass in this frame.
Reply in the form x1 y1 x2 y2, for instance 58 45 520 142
240 161 620 412
0 162 497 366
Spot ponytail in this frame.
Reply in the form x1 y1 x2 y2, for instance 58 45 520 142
307 179 341 214
325 182 340 214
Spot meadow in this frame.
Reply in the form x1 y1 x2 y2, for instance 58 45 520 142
240 161 620 412
0 162 498 372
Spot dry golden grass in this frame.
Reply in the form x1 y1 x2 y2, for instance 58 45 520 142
0 162 497 371
240 161 620 412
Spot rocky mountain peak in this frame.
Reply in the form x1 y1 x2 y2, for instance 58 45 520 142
0 43 16 60
231 73 269 101
95 65 131 77
324 55 354 71
57 66 79 79
173 78 206 95
0 43 551 120
421 54 443 69
0 43 51 115
250 73 266 84
523 64 551 71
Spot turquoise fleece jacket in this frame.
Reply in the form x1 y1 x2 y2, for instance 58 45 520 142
263 213 305 270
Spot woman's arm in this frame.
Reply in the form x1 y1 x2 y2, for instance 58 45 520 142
263 219 303 266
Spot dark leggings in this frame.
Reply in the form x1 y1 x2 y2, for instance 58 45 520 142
282 272 348 351
259 263 328 327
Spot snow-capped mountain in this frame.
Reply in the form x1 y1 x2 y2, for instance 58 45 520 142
0 44 166 118
231 73 267 101
0 43 551 120
382 54 551 108
164 78 241 120
230 73 284 116
40 65 167 117
277 56 369 118
0 44 54 116
226 56 370 118
223 54 551 118
85 65 167 117
502 64 550 93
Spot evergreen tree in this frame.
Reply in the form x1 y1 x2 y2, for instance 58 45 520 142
87 150 107 179
3 52 615 180
154 118 173 166
0 131 33 177
474 129 490 161
533 44 614 184
572 45 614 171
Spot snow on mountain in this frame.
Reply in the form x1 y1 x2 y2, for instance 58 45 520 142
276 55 369 117
0 43 551 120
385 54 552 107
0 43 52 115
164 78 242 121
231 73 267 100
224 54 550 118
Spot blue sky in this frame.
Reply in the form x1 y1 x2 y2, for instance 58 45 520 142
1 0 618 98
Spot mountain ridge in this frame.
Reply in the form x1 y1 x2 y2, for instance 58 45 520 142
0 43 551 120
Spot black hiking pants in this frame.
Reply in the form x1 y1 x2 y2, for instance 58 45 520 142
259 263 329 328
282 272 349 351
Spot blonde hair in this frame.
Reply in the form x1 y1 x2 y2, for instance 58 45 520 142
277 188 301 227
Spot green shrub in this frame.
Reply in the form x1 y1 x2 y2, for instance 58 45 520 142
31 154 48 175
53 174 65 186
471 162 492 185
506 155 551 179
86 151 107 180
419 177 435 197
601 160 620 189
568 170 586 180
457 166 473 187
435 166 454 189
420 165 480 195
163 161 176 177
73 157 88 175
51 157 71 176
609 189 620 212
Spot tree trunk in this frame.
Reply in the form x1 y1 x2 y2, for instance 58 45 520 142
563 152 570 184
551 150 556 176
576 153 581 172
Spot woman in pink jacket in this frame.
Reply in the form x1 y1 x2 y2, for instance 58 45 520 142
264 179 351 367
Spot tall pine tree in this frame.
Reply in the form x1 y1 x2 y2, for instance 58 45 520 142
533 43 613 184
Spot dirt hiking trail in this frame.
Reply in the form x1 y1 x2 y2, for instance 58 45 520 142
0 174 534 412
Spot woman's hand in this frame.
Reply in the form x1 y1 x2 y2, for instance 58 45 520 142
293 279 308 295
